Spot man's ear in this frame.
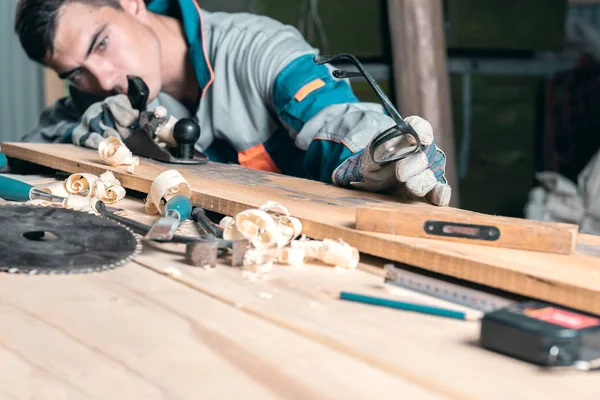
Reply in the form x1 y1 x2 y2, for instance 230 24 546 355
120 0 147 19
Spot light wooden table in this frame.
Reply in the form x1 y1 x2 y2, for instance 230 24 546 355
0 195 597 400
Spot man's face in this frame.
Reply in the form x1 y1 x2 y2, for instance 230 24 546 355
45 2 162 101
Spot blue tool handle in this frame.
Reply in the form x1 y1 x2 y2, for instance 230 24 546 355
164 195 192 221
0 175 33 202
0 153 7 169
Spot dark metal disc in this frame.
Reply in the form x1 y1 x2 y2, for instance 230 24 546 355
0 205 141 274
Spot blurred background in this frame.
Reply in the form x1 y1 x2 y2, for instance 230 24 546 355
3 0 600 220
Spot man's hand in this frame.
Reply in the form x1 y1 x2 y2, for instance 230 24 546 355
332 116 451 206
71 94 140 149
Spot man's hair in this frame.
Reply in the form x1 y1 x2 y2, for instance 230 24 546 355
14 0 123 65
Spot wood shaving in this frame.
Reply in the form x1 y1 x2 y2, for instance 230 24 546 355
65 173 98 197
219 216 235 229
26 199 53 207
258 201 302 247
62 194 97 213
243 248 275 272
163 266 182 278
37 181 69 197
274 215 303 248
98 137 140 174
274 247 306 266
258 201 291 216
93 171 126 204
220 216 247 241
113 209 134 217
153 106 168 119
235 209 279 249
154 107 178 147
243 248 273 265
145 169 191 215
290 238 359 269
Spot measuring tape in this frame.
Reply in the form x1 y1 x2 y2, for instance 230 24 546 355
383 264 515 312
384 264 600 369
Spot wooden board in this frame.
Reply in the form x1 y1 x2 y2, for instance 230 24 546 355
0 262 440 400
577 233 600 257
355 205 578 254
3 142 600 316
132 247 600 400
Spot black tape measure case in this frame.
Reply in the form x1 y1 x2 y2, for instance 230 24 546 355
480 301 600 367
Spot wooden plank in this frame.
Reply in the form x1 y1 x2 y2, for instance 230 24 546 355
576 233 600 257
133 248 600 400
3 142 600 316
386 0 459 206
0 262 440 400
355 205 578 254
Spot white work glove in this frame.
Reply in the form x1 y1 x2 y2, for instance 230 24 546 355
332 116 451 206
71 94 140 149
70 95 178 149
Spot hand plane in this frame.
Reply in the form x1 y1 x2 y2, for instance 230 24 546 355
123 76 208 165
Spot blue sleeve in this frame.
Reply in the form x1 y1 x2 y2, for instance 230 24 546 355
271 54 363 183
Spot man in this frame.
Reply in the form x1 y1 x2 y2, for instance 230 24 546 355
14 0 451 206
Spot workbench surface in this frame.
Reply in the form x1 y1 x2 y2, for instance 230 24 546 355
0 196 597 400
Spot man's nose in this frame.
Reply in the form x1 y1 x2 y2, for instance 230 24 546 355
87 62 119 93
97 73 117 92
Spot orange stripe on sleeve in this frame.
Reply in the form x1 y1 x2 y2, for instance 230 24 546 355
294 79 325 101
238 144 281 173
192 0 215 100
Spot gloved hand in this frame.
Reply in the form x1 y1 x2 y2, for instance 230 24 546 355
332 116 451 206
71 94 140 149
71 95 179 149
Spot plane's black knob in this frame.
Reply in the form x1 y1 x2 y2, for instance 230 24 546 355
173 119 200 160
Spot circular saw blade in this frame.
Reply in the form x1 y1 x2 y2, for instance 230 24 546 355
0 205 141 275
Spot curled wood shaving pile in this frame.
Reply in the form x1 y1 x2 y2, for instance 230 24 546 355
221 201 359 272
33 171 127 213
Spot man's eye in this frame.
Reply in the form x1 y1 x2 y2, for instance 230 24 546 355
97 37 108 52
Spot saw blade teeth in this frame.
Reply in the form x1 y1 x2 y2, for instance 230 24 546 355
0 204 142 275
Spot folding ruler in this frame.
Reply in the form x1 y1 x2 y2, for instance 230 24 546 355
383 264 515 313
